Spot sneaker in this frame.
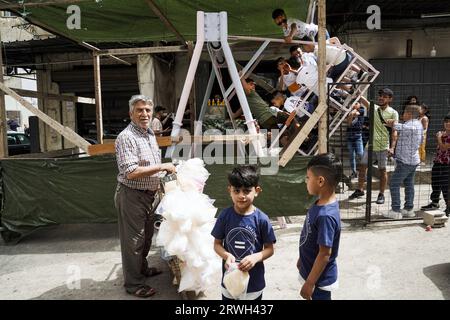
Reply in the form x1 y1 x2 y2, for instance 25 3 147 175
349 189 365 199
349 172 358 180
420 203 439 211
401 209 415 218
383 210 402 219
376 193 385 204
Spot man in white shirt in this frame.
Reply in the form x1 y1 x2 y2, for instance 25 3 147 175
272 8 329 43
288 45 317 69
276 57 306 97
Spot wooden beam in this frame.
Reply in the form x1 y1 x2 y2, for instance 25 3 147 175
14 11 131 66
93 55 103 144
278 102 328 167
0 33 8 158
12 88 95 104
145 0 187 44
88 136 182 156
95 45 187 56
80 42 131 66
317 0 327 153
0 83 91 152
88 134 263 156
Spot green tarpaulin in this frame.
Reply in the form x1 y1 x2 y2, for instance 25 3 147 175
0 155 312 243
22 0 309 43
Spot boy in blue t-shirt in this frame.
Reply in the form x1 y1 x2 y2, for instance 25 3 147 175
211 165 276 300
298 153 342 300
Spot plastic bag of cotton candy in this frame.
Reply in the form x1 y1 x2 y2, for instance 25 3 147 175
155 158 221 294
223 263 250 299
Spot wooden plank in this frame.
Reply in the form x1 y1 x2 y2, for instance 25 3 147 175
0 82 90 152
95 46 187 56
88 134 262 156
93 55 103 144
81 42 131 66
145 0 187 44
278 102 328 167
317 0 327 154
88 136 181 155
12 88 95 104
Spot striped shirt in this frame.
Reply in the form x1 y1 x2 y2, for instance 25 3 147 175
115 121 161 191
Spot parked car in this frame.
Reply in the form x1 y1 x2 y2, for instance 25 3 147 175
7 131 31 156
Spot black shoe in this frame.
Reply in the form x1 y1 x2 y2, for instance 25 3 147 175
349 189 365 199
376 193 385 204
420 203 440 211
350 172 358 180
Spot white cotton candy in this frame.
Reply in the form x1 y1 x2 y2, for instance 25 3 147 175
166 234 188 256
155 219 174 247
157 158 221 293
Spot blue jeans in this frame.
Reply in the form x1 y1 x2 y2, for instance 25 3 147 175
312 287 331 300
347 135 364 173
389 161 418 211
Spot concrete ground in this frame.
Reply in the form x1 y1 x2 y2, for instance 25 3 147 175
0 218 449 300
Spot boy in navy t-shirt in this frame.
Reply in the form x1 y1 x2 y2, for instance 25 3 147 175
211 165 276 300
298 153 342 300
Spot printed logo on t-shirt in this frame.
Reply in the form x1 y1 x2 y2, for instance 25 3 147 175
225 226 257 262
299 213 312 247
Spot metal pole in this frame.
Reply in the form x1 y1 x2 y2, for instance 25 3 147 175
93 54 103 144
192 68 215 156
365 100 375 224
219 11 263 156
224 40 269 99
166 11 205 158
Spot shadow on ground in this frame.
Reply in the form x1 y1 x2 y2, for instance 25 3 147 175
31 255 181 300
423 263 450 300
0 224 120 254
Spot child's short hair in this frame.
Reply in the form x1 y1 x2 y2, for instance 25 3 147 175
272 8 285 19
307 153 342 188
290 45 301 53
404 104 420 118
444 113 450 122
228 165 260 189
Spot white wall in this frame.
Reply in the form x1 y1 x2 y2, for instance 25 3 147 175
341 27 450 60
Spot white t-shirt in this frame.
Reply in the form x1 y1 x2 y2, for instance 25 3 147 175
301 52 317 67
151 117 163 132
282 72 306 97
284 96 309 118
283 18 318 40
296 64 332 96
313 44 346 66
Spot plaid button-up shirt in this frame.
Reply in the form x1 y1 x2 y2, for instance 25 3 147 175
115 121 161 191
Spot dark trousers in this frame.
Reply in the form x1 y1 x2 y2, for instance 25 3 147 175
222 293 263 301
430 163 449 207
114 183 156 293
312 287 332 300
